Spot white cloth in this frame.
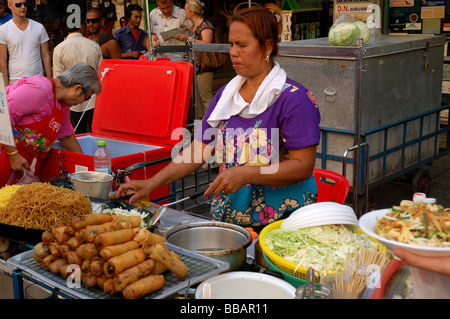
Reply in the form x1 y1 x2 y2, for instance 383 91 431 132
0 19 49 80
52 32 103 112
149 5 193 62
207 62 287 127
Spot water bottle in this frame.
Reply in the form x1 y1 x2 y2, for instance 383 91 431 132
94 140 111 174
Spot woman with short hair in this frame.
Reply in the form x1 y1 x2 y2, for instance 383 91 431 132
0 63 102 187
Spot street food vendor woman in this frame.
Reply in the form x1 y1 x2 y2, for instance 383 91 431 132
117 4 321 229
0 63 102 187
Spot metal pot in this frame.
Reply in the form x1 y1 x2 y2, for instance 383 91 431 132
70 171 113 200
164 222 252 271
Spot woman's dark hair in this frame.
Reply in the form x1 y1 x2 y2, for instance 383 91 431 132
125 4 143 20
228 3 281 59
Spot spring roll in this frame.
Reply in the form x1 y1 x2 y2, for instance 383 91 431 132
41 255 60 269
59 244 71 260
64 225 75 236
83 243 99 260
81 259 91 273
133 228 165 246
96 275 107 290
81 272 98 288
103 248 146 276
111 215 142 228
49 258 68 274
33 242 50 259
90 257 105 277
94 228 135 249
150 244 189 279
153 261 169 275
66 237 82 250
41 230 54 244
122 275 165 299
76 244 87 259
67 251 83 266
99 241 139 260
113 259 155 292
48 242 61 257
70 213 113 230
83 220 124 243
52 226 70 243
59 263 71 279
103 278 116 294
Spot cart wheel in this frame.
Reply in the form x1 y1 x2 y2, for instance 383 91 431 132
411 168 431 194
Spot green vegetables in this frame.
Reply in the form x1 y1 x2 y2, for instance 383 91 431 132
328 21 371 47
264 225 376 274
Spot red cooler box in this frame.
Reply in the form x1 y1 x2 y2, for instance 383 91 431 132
37 59 194 202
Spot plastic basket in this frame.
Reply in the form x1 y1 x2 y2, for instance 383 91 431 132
259 220 387 283
263 252 308 288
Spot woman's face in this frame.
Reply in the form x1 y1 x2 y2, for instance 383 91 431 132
184 4 194 20
229 21 270 80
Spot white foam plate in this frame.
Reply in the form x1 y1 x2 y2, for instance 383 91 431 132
282 215 359 230
359 209 450 257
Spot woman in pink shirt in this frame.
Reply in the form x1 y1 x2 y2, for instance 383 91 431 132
0 63 102 187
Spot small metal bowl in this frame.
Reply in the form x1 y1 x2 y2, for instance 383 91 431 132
70 171 113 200
165 222 252 271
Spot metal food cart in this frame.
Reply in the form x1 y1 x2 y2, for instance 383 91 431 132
276 34 449 214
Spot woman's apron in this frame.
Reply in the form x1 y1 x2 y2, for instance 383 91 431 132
0 78 64 187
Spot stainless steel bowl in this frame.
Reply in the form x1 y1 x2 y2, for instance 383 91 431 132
164 222 252 271
70 171 113 200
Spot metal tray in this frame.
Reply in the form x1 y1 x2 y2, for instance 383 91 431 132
7 243 230 299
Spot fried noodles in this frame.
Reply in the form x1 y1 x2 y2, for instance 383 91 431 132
0 182 92 230
374 200 450 247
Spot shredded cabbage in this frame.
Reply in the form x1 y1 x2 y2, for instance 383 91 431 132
101 207 150 228
264 225 376 274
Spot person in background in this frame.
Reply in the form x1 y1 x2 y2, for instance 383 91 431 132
176 0 215 119
0 0 52 86
0 63 102 188
114 4 147 60
142 32 163 60
0 0 12 25
52 16 103 135
117 4 321 230
99 0 117 35
86 8 121 59
150 0 193 62
394 248 450 277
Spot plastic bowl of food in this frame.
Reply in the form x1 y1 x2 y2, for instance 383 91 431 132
359 208 450 257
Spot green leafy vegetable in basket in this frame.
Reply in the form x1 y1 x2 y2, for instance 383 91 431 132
265 225 376 274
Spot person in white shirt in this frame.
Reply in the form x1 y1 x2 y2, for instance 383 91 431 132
53 18 103 134
149 0 193 62
0 0 51 85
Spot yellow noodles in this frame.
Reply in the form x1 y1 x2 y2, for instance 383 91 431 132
0 182 92 230
0 184 22 208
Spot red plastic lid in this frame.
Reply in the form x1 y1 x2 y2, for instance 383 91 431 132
92 59 193 147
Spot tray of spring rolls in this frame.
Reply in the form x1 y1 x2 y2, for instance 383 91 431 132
7 213 230 299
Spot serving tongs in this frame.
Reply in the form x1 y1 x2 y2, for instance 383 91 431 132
147 190 205 231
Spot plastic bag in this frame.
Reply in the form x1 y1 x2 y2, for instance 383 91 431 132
328 14 380 47
7 158 40 185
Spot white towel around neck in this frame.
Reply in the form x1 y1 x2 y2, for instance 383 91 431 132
207 62 287 127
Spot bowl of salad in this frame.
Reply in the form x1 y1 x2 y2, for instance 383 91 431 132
359 200 450 257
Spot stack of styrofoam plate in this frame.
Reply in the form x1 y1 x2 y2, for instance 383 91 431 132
280 202 358 230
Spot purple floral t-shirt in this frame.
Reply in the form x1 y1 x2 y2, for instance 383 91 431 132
195 77 321 226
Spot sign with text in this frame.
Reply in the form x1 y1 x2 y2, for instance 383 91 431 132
0 74 14 147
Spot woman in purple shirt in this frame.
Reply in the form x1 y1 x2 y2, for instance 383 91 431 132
117 4 321 228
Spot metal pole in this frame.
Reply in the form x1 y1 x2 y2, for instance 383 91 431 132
353 38 364 214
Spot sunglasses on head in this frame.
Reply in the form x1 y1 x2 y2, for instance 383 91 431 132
85 18 101 24
14 1 28 8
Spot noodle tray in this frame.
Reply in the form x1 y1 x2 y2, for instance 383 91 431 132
7 243 230 299
36 59 194 203
0 222 43 244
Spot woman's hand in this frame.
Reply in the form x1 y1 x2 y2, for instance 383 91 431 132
175 34 190 42
116 180 153 205
204 166 252 196
394 248 450 277
9 153 30 173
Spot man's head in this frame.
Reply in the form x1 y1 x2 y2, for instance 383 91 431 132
86 8 104 36
125 4 143 29
0 0 8 17
8 0 28 18
156 0 174 19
